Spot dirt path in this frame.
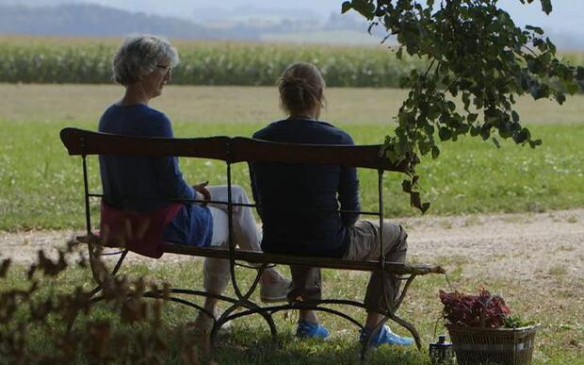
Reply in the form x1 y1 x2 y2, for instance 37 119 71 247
1 209 583 290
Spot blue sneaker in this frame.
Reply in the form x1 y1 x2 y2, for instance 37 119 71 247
296 319 330 339
360 325 414 347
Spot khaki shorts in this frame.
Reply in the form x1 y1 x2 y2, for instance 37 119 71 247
288 220 408 313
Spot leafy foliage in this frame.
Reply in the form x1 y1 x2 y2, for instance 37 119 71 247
342 0 584 212
439 289 511 328
0 244 204 364
503 314 536 329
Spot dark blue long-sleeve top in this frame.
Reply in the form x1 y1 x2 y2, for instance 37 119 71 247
98 104 212 247
250 118 360 258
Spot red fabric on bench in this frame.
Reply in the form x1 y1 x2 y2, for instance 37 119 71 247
99 202 182 258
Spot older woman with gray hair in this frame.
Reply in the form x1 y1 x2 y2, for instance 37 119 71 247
98 34 289 332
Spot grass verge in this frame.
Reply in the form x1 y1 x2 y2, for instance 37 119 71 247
0 255 582 364
0 121 583 231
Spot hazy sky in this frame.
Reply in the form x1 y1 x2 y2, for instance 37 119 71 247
82 0 583 35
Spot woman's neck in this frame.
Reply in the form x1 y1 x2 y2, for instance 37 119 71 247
289 105 321 120
119 84 150 106
289 110 319 120
289 114 315 120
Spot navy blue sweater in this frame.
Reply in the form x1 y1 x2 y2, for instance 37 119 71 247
250 118 360 258
98 104 213 247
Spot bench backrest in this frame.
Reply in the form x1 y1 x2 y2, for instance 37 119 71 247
60 127 407 172
60 127 408 266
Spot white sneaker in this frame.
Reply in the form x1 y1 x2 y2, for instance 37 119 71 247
260 277 291 303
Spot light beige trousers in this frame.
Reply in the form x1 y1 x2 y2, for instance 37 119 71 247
203 185 262 294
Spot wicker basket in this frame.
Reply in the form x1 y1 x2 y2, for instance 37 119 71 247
446 324 539 365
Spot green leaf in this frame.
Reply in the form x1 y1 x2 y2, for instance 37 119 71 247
492 138 501 149
566 83 580 95
410 191 422 210
540 0 552 14
402 179 412 193
431 146 440 159
462 93 471 111
576 67 584 81
529 139 543 148
530 84 550 100
513 128 530 144
439 127 452 141
421 202 431 214
341 1 352 14
481 127 491 141
525 25 544 35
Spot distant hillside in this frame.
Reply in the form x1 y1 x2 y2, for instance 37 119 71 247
0 3 223 39
2 2 580 50
0 3 378 44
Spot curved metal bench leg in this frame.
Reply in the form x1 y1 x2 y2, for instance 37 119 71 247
210 264 279 345
68 246 128 333
388 312 422 350
388 274 422 349
86 247 128 300
211 304 279 346
392 275 416 313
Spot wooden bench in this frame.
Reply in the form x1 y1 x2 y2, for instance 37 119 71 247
60 127 445 358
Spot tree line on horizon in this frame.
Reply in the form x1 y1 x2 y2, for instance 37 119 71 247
0 3 372 42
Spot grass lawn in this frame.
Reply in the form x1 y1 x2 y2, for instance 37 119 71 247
0 119 583 231
1 86 584 230
1 257 582 364
1 84 583 364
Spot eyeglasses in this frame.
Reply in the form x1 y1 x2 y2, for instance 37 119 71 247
156 64 171 74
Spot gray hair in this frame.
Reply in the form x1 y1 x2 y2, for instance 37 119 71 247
112 34 179 85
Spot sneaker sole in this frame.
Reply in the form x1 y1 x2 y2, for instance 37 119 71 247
260 295 288 303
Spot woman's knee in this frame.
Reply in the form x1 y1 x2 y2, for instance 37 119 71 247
382 221 408 252
230 185 249 201
397 225 408 249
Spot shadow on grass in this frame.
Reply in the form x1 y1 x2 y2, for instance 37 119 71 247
206 328 430 365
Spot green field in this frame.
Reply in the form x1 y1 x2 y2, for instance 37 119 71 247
1 84 583 231
0 85 584 231
1 83 583 364
1 36 582 88
2 120 584 231
1 254 582 364
0 36 426 87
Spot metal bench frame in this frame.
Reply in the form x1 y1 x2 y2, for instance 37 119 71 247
60 127 445 361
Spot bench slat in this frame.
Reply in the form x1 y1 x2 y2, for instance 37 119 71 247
77 235 444 276
230 137 406 171
60 127 408 172
162 243 445 275
60 128 230 160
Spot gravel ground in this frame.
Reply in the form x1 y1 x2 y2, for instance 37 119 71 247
1 209 583 292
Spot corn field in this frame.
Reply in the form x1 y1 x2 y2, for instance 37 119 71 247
0 36 428 87
1 36 581 87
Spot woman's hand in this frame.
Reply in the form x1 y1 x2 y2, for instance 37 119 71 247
193 181 211 206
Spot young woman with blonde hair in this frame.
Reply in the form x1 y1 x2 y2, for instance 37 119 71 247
250 62 413 347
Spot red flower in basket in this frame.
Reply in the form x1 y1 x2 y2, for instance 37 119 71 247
439 289 510 328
